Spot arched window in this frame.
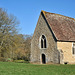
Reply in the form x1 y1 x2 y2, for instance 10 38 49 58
41 35 47 48
72 43 75 55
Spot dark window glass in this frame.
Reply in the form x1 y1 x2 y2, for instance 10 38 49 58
44 39 46 48
73 43 75 54
41 39 43 48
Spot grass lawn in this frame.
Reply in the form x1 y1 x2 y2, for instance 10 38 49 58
0 62 75 75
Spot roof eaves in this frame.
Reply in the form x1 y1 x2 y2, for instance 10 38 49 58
57 40 75 42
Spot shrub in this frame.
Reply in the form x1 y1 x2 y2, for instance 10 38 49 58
6 58 13 62
0 57 6 62
13 60 29 63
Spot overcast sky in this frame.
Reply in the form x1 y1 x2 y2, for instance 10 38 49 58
0 0 75 34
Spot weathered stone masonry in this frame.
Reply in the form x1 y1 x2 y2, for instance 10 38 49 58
31 10 75 64
31 12 59 64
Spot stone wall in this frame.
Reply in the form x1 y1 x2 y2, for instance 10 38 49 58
31 13 59 64
57 42 75 64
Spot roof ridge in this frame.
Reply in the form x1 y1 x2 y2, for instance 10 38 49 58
41 10 75 21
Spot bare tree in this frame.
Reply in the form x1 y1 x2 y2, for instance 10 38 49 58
0 8 19 60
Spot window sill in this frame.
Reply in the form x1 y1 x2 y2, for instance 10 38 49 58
72 54 75 56
40 48 47 49
72 54 75 57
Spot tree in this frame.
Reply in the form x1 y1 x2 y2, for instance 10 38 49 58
14 34 32 61
0 8 32 62
0 8 19 60
23 35 32 60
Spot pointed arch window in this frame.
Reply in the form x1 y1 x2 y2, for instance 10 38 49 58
41 35 47 48
72 43 75 55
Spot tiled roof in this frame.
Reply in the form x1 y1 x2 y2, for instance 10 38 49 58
42 11 75 42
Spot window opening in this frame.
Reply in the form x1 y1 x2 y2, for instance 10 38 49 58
72 43 75 55
41 35 47 48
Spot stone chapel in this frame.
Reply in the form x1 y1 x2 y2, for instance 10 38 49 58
31 10 75 64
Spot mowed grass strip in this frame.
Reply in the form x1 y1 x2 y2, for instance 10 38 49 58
0 62 75 75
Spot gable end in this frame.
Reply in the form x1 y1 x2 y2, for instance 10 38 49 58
41 11 57 42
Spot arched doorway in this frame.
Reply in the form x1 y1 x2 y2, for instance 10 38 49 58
42 54 46 64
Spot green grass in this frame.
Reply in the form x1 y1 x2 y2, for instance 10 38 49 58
0 62 75 75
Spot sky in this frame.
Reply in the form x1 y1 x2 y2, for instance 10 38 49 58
0 0 75 35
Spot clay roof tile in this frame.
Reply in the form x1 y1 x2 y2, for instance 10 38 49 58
42 11 75 42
